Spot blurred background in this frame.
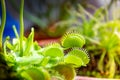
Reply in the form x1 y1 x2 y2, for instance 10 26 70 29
1 0 114 40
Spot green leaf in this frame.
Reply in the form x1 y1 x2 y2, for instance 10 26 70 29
64 54 83 67
16 54 44 66
33 41 41 50
98 50 106 72
21 67 50 80
61 32 85 48
6 41 14 50
23 28 34 56
43 43 64 58
65 48 89 67
13 25 19 38
40 57 50 67
52 64 76 80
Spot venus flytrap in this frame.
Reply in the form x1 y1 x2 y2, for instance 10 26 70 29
0 0 90 80
52 64 76 80
5 30 89 80
60 32 89 67
64 48 89 67
42 43 64 58
61 31 85 48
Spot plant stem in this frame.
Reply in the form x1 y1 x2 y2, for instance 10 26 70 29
108 52 115 78
19 0 24 56
98 49 106 72
0 0 6 51
104 0 109 21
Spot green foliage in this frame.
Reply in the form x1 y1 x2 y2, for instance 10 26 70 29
0 0 89 79
73 4 120 78
4 28 89 80
97 20 120 78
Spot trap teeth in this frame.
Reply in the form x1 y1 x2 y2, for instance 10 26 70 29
45 43 61 47
66 48 90 65
61 32 85 48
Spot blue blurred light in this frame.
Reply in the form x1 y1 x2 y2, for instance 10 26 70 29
0 5 19 41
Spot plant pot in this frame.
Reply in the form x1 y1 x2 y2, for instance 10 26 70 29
36 38 60 46
75 76 120 80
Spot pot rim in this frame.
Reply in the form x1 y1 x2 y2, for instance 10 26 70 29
75 76 120 80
